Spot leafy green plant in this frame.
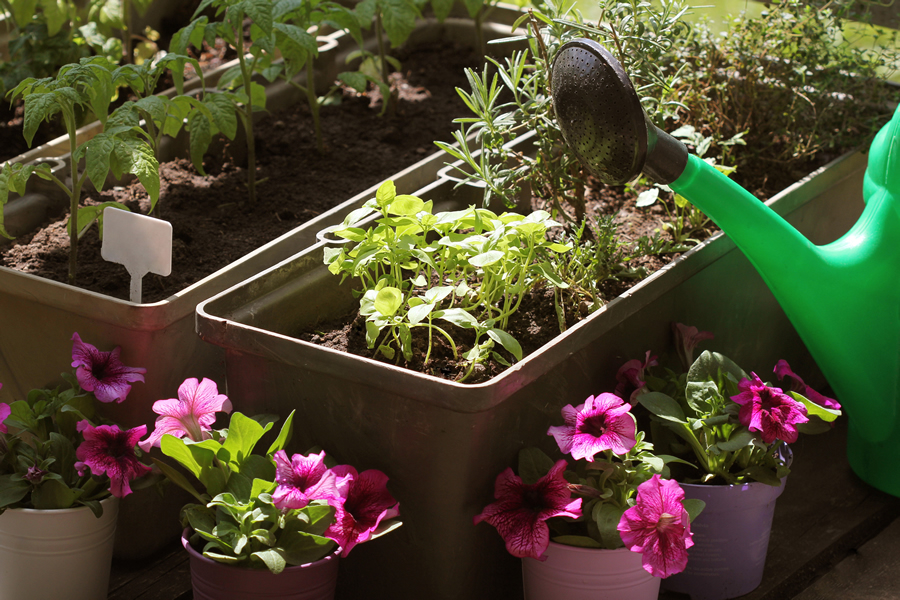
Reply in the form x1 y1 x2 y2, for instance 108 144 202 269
0 57 160 285
171 0 318 203
320 180 572 381
339 0 425 116
671 0 900 175
274 0 363 153
109 53 244 211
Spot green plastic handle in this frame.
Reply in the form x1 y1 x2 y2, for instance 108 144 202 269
670 104 900 450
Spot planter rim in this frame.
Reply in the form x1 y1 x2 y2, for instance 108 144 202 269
180 528 340 570
542 540 633 556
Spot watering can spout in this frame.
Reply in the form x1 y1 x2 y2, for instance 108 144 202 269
551 37 900 496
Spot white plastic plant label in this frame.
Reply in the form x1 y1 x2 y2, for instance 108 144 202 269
101 207 172 304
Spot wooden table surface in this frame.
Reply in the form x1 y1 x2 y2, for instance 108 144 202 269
108 416 900 600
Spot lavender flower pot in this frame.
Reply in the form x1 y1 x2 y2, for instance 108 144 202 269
661 477 788 600
0 496 119 600
182 529 340 600
522 542 660 600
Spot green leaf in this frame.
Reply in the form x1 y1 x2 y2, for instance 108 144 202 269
31 478 77 509
469 250 504 268
552 535 604 548
380 0 418 46
682 498 706 523
374 287 403 317
407 302 434 325
375 180 396 207
717 429 755 452
486 329 522 361
638 392 688 424
435 308 478 329
266 410 295 455
388 194 424 216
517 447 555 486
160 434 215 479
150 458 207 503
253 548 287 573
0 475 32 508
790 391 841 422
22 93 60 147
337 71 367 93
222 412 272 469
187 111 213 176
592 502 626 548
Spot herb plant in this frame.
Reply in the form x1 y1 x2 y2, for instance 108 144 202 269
321 180 572 381
0 56 160 285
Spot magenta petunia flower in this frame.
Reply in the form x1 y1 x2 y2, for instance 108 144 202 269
672 322 715 371
325 465 400 557
0 397 10 435
76 420 152 498
773 359 841 410
138 378 232 452
70 333 146 403
617 474 693 578
615 351 658 403
547 393 637 460
272 450 340 510
473 460 582 561
730 373 809 444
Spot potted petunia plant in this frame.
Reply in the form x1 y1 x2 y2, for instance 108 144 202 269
141 377 402 600
0 333 154 600
623 323 842 600
474 391 704 600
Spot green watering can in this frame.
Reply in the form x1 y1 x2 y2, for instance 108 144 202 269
551 39 900 496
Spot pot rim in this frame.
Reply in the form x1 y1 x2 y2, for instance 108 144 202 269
2 494 118 515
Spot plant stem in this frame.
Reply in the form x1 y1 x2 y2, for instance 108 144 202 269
66 116 81 286
235 22 257 204
305 60 324 154
374 11 395 116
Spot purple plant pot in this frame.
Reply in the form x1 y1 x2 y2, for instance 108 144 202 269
182 529 340 600
660 477 787 600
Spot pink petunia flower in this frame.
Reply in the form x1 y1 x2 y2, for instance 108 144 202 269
473 460 582 561
672 323 715 371
138 378 232 452
70 333 146 403
272 450 341 510
617 474 693 578
75 420 152 498
615 351 658 403
730 373 809 444
325 466 400 557
0 396 10 435
547 393 637 460
773 359 841 410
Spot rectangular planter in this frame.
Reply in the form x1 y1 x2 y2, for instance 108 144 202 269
194 148 868 599
0 8 528 559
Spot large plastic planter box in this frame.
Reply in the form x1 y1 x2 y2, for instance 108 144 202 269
194 148 867 599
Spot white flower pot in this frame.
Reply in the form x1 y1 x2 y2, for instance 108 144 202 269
522 542 660 600
0 496 119 600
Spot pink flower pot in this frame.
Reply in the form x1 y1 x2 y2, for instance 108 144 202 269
660 477 787 600
521 542 661 600
182 529 340 600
